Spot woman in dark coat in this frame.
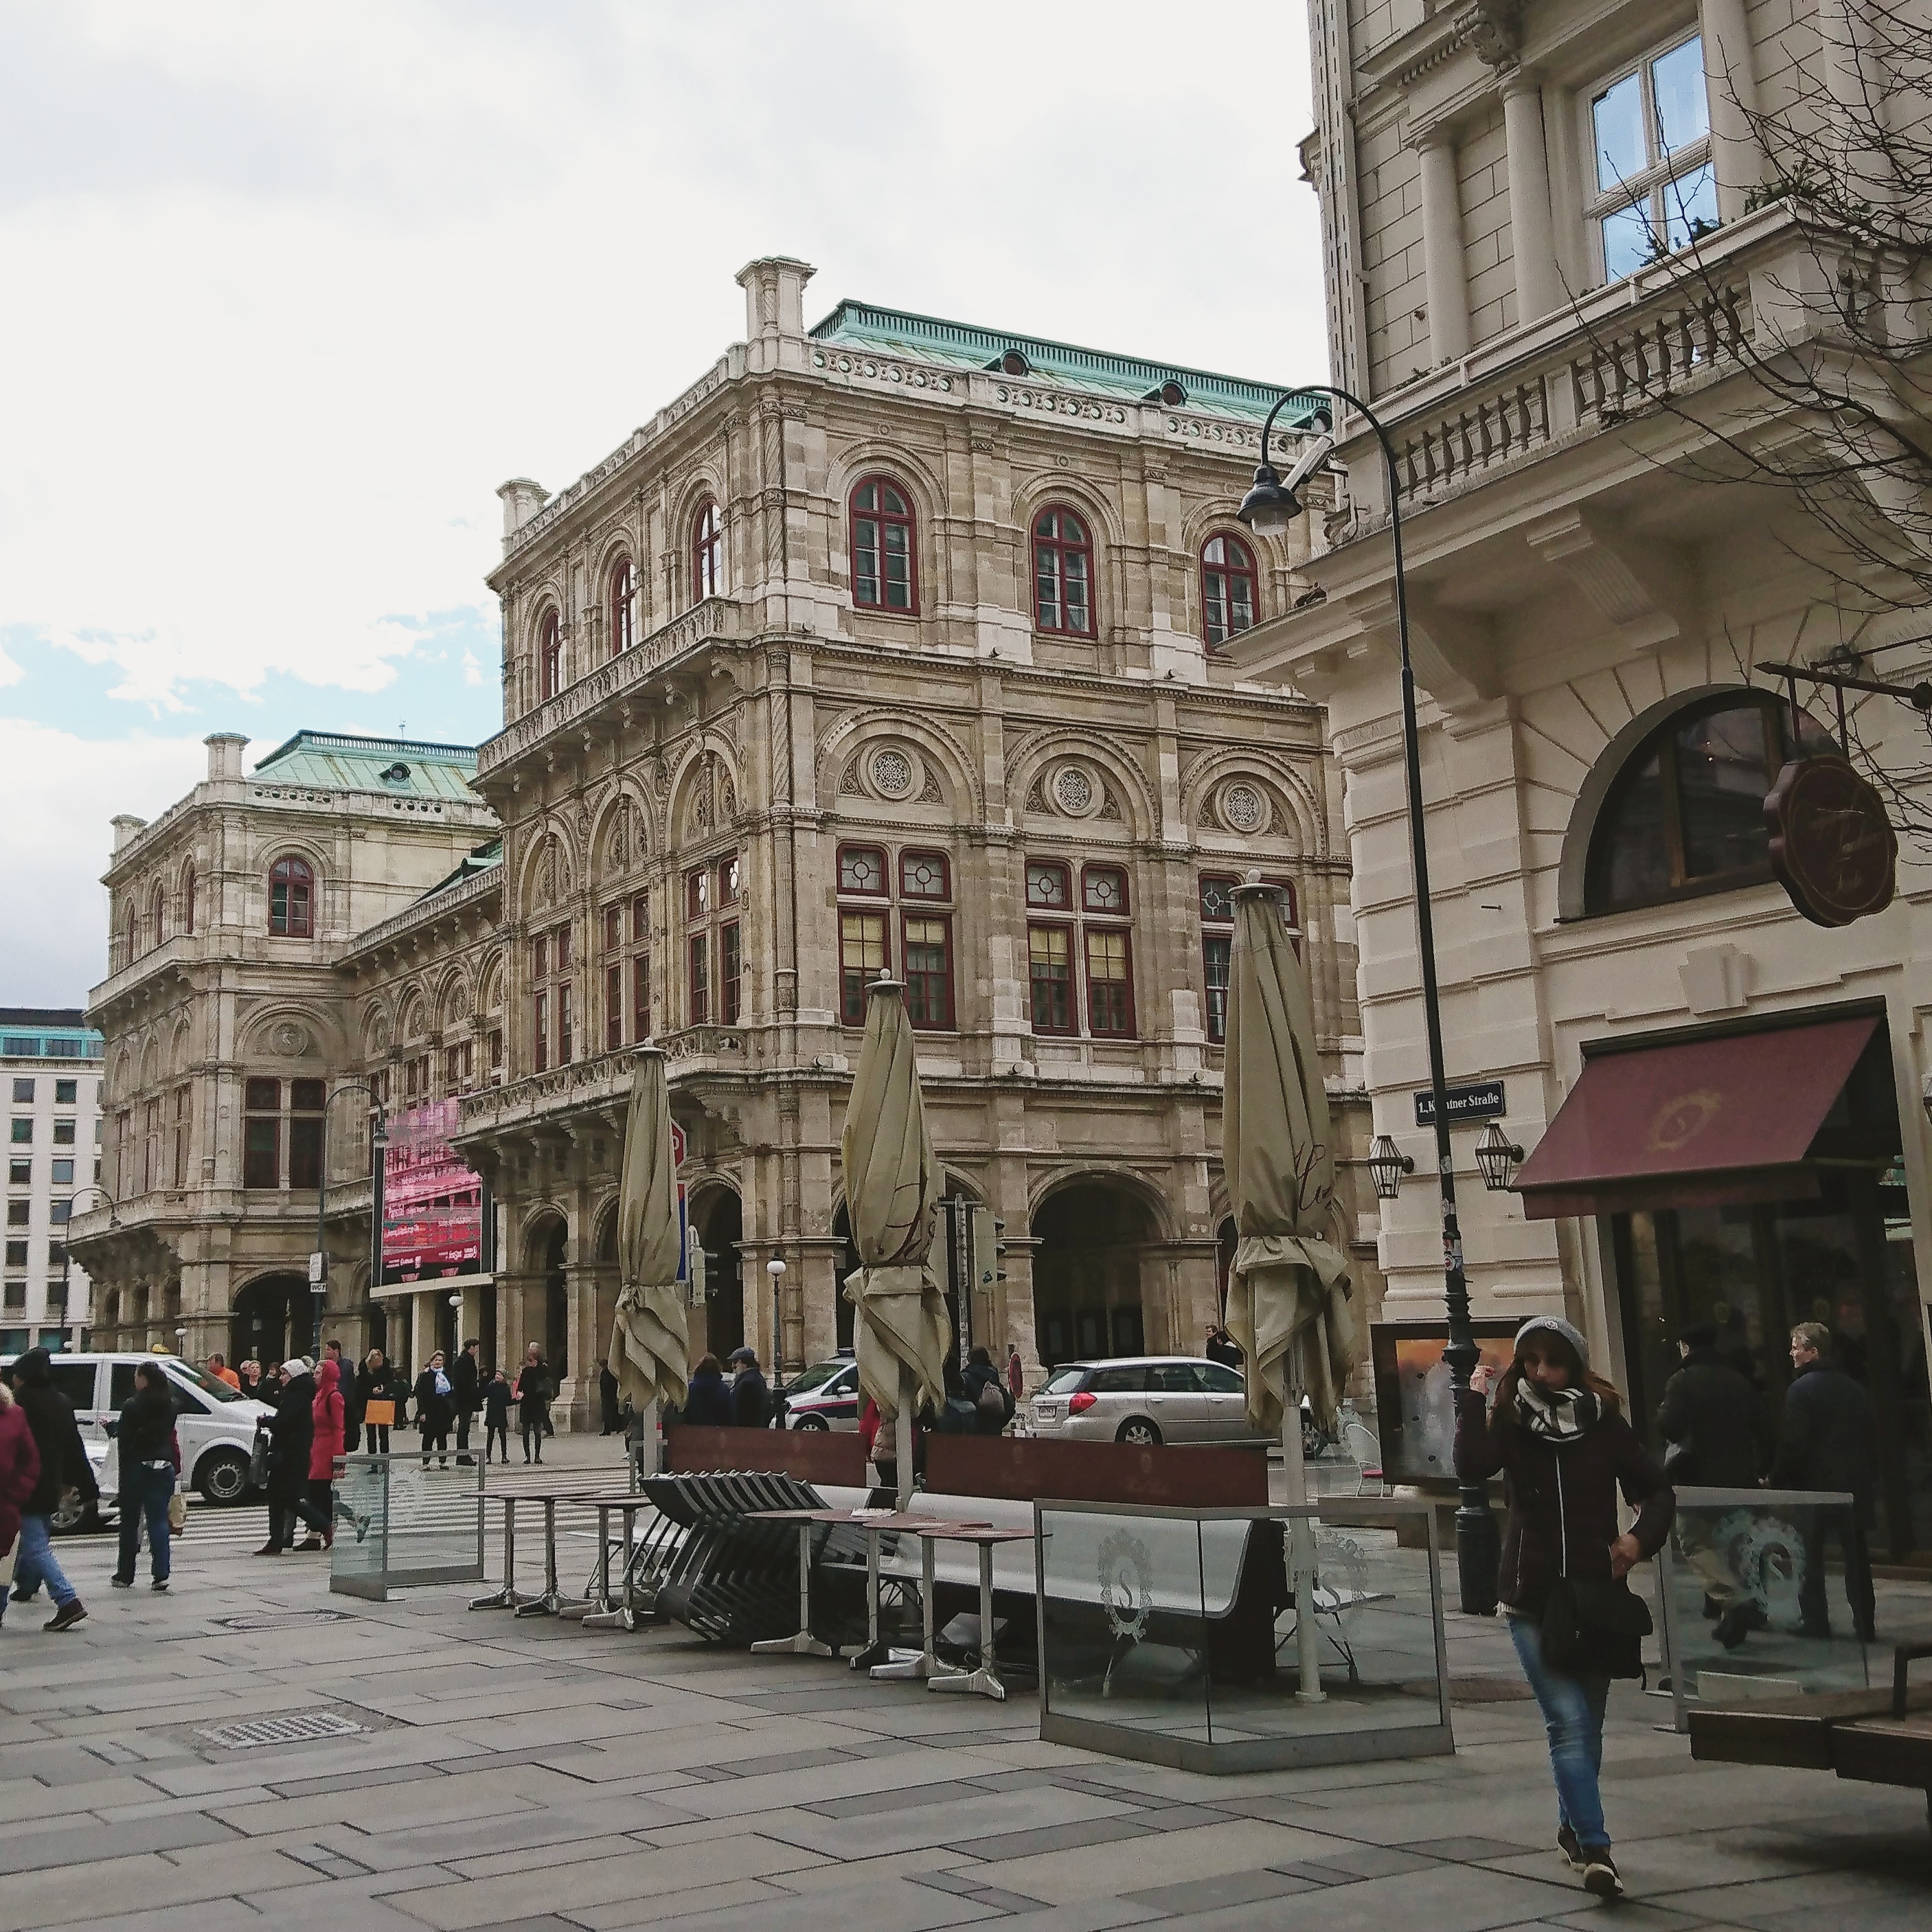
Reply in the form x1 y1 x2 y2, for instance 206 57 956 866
413 1352 455 1468
113 1361 179 1589
257 1361 327 1555
7 1347 93 1626
512 1346 553 1465
1457 1316 1673 1901
356 1350 398 1454
681 1355 733 1428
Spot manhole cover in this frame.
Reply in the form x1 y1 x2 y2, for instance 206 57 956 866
194 1713 367 1751
214 1611 353 1632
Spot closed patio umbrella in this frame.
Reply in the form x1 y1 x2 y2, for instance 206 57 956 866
1221 876 1355 1701
840 975 950 1510
609 1048 687 1474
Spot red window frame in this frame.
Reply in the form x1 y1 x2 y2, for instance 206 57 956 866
899 850 951 900
719 854 740 906
1032 506 1095 637
533 990 549 1073
693 500 723 601
850 476 918 613
557 983 573 1065
839 909 889 1023
1027 922 1076 1034
1201 533 1259 647
837 844 889 896
602 905 622 955
609 556 635 657
538 609 562 701
901 912 954 1030
685 867 709 921
268 856 314 937
1081 863 1130 916
631 891 649 944
1024 859 1071 912
687 933 710 1025
1084 927 1136 1038
605 963 623 1052
720 921 742 1025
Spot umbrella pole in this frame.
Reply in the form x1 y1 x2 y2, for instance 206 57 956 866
895 1364 914 1513
638 1396 657 1481
1282 1397 1326 1705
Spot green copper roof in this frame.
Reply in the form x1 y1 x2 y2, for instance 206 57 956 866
252 730 481 802
420 838 503 899
809 301 1320 427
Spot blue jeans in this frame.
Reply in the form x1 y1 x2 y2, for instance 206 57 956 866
14 1514 79 1606
1508 1609 1611 1848
115 1464 173 1583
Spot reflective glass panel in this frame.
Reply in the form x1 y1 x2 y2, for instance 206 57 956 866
1652 36 1709 155
1592 70 1647 192
1663 162 1719 250
1602 199 1655 280
1676 703 1773 879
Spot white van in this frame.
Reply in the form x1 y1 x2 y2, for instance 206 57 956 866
2 1352 275 1522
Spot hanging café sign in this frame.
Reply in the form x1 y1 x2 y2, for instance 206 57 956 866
1765 751 1898 928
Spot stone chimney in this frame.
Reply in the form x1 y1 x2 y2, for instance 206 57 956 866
497 479 549 541
736 258 815 370
111 813 146 855
205 732 247 781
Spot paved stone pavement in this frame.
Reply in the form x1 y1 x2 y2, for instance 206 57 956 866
3 1449 1929 1932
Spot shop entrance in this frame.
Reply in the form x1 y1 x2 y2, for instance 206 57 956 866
231 1273 308 1370
1032 1181 1154 1367
694 1188 743 1362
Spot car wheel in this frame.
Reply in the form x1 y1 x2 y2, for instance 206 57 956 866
49 1486 91 1535
793 1414 830 1433
1116 1418 1162 1448
198 1449 251 1504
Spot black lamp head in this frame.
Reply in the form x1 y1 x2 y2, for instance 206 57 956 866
1237 464 1301 538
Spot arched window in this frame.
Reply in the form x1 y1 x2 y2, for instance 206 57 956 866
1583 692 1834 914
608 558 634 657
692 501 723 601
182 864 195 935
850 477 916 613
268 855 315 938
149 882 166 949
1032 507 1095 637
537 610 562 702
1201 532 1258 646
124 902 138 966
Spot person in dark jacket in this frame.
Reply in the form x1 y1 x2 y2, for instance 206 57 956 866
326 1340 362 1454
481 1369 514 1462
962 1346 1014 1437
6 1348 92 1629
727 1348 771 1429
598 1359 622 1435
1204 1322 1244 1370
257 1360 327 1555
513 1345 553 1464
356 1350 398 1453
681 1355 734 1428
1656 1324 1775 1645
414 1352 456 1468
1771 1323 1878 1641
1458 1315 1674 1901
452 1340 481 1464
113 1361 179 1589
0 1381 42 1630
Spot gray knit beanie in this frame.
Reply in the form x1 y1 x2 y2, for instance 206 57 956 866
1514 1314 1590 1373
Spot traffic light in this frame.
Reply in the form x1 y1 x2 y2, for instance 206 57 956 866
968 1207 1006 1291
685 1225 710 1306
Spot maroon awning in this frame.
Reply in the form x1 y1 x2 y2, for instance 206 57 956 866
1513 1014 1881 1220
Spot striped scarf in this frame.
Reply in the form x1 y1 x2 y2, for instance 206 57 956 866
1516 1379 1600 1442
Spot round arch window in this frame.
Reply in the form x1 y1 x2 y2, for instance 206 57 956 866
1584 692 1834 914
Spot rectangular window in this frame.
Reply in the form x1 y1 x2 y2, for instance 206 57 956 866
688 933 710 1024
4 1242 25 1269
533 991 549 1073
533 933 548 981
606 964 624 1051
52 1119 76 1146
172 1084 189 1187
143 1098 159 1193
8 1120 29 1146
900 850 950 899
1082 865 1128 915
1028 924 1074 1034
632 891 649 942
633 955 650 1042
557 984 573 1064
556 922 572 971
902 916 953 1030
288 1116 323 1190
8 1159 27 1185
719 854 740 905
686 867 709 921
1584 32 1715 280
1085 929 1135 1036
9 1080 30 1104
1025 860 1070 910
5 1202 26 1227
245 1076 280 1112
838 845 887 895
840 911 887 1022
54 1079 76 1105
114 1109 129 1194
720 922 742 1025
1203 933 1232 1045
488 1028 503 1081
243 1116 280 1190
603 905 622 955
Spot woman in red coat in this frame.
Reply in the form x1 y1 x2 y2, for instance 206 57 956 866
304 1357 345 1552
0 1383 43 1628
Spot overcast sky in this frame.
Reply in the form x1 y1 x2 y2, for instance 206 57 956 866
0 0 1323 1007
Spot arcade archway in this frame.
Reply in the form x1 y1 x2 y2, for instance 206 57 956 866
693 1187 743 1361
232 1273 307 1370
1032 1180 1159 1366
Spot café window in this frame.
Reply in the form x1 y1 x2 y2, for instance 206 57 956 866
1582 692 1835 916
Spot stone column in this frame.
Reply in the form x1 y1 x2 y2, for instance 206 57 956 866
792 1236 845 1367
1698 0 1762 222
1415 126 1470 363
558 1260 601 1430
1501 73 1563 321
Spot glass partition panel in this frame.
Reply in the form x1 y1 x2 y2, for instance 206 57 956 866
330 1453 483 1600
1039 1505 1209 1747
330 1455 389 1600
1661 1488 1870 1727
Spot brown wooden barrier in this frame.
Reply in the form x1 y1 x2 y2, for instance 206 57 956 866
666 1424 868 1488
927 1435 1266 1507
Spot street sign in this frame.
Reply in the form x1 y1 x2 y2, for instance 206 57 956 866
671 1121 687 1168
1413 1080 1507 1126
307 1251 325 1285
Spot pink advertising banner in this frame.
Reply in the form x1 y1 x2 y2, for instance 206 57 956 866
380 1100 482 1280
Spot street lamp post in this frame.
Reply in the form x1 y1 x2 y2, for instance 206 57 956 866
1240 385 1501 1616
766 1257 786 1401
61 1184 119 1349
315 1084 389 1365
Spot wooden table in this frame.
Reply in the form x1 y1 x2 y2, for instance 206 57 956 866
745 1509 848 1658
918 1524 1034 1701
468 1493 541 1612
870 1518 1008 1688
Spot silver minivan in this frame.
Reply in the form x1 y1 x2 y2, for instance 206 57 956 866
3 1352 275 1519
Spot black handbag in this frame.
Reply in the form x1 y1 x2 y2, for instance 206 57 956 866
1540 1453 1652 1679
